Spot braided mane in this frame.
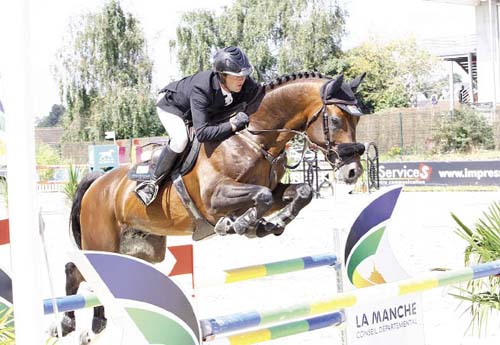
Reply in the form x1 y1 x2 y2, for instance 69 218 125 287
264 71 331 92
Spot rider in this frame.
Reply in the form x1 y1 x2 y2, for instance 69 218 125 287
135 46 264 206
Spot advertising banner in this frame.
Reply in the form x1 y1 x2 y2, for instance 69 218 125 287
345 186 425 345
379 160 500 186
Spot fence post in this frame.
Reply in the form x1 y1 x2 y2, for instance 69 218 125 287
399 112 404 156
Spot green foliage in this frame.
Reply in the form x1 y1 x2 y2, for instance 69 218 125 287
173 0 346 80
63 164 81 202
55 0 161 141
0 178 7 207
386 146 402 158
36 104 65 127
0 306 15 344
343 37 438 113
451 202 500 335
433 107 495 153
36 144 63 166
36 144 64 181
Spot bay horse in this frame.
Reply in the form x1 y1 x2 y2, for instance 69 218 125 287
60 72 367 337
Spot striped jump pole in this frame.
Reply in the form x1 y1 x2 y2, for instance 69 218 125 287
210 311 345 345
40 254 338 315
196 253 338 287
200 260 500 339
43 294 101 315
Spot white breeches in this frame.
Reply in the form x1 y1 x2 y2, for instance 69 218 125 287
157 100 188 153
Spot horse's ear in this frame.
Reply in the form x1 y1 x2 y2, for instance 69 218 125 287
321 74 344 101
332 74 344 93
350 72 366 93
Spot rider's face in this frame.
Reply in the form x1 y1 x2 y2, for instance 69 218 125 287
223 74 246 93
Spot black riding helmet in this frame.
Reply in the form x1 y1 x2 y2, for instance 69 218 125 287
213 46 253 76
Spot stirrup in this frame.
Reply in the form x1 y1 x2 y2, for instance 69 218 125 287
134 181 159 206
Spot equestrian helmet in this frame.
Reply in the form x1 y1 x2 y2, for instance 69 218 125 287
213 46 253 76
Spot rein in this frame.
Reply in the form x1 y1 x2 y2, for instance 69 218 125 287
245 104 347 171
243 127 310 169
233 78 366 172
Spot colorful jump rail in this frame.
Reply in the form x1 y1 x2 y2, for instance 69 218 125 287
196 253 338 287
209 312 345 345
41 253 338 316
43 294 101 315
200 260 500 340
38 256 500 345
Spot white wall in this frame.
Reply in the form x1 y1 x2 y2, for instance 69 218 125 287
475 1 500 104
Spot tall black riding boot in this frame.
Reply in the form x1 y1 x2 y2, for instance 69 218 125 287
134 145 179 206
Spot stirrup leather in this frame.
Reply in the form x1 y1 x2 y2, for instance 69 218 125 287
134 180 159 206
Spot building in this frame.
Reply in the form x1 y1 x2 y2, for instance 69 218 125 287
425 0 499 111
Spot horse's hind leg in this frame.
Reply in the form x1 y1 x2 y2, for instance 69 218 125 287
56 262 84 336
119 228 167 263
92 306 107 335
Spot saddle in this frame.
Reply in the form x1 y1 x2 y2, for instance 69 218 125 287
127 132 201 182
127 132 215 241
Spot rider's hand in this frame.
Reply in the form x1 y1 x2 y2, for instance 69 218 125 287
230 112 249 132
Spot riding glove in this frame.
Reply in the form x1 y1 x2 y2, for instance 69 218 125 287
230 112 249 131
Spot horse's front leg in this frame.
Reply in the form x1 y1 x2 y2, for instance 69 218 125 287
210 180 273 236
255 183 313 238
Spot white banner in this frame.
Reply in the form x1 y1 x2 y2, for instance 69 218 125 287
344 186 425 345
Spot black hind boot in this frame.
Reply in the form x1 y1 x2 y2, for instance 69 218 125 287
134 145 179 206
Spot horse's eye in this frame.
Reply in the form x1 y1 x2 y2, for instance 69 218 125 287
329 116 342 129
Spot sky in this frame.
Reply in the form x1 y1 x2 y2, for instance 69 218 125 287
0 0 476 119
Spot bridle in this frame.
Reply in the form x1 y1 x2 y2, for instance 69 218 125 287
244 94 365 171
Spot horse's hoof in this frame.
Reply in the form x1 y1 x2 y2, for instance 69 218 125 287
273 227 285 236
92 316 107 334
49 315 76 337
48 324 59 338
62 314 77 336
79 330 93 345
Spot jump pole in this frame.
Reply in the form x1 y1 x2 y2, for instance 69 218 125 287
42 253 338 315
196 253 337 287
43 294 101 315
200 260 500 339
4 1 45 344
209 311 345 345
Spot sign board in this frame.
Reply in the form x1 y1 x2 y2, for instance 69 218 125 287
104 131 116 140
88 145 119 172
345 186 425 345
379 160 500 186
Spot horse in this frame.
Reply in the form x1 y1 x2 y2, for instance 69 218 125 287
59 71 367 338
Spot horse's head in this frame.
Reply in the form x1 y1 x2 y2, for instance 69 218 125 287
304 73 367 184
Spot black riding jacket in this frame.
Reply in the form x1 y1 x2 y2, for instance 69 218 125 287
157 70 264 142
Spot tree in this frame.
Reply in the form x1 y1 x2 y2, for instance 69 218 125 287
54 0 161 141
36 104 65 127
343 37 438 113
172 0 347 81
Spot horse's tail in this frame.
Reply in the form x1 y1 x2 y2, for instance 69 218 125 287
70 171 104 249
